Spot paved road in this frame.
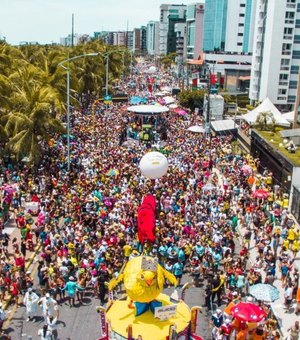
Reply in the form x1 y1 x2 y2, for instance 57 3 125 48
5 273 212 340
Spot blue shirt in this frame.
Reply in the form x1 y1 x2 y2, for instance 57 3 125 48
173 262 183 276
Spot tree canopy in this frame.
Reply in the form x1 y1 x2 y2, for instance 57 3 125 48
0 40 130 163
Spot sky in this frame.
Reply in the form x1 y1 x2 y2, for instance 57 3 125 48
0 0 196 45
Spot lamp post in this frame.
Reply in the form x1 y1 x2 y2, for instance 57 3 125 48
98 49 124 99
58 52 98 171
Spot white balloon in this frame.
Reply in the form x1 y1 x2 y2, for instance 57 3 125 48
139 151 168 179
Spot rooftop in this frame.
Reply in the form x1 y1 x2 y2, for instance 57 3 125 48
254 129 300 167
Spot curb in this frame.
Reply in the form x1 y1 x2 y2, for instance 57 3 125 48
3 242 42 311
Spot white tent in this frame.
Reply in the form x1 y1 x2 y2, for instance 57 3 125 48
242 97 290 127
282 111 295 123
211 119 238 132
187 125 206 133
163 96 175 105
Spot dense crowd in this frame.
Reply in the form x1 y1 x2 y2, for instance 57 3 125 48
0 63 299 340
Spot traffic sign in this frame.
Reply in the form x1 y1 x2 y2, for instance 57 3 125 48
103 95 112 105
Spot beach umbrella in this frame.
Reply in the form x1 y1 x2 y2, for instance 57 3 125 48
249 283 280 302
231 302 266 322
253 189 270 199
187 125 205 133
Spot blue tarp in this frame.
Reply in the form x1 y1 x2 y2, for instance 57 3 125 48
130 96 148 105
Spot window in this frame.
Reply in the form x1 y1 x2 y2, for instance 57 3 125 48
238 33 244 36
286 12 295 19
292 50 300 58
237 43 243 46
294 35 300 44
278 88 287 95
284 27 293 34
281 59 290 67
296 19 300 28
239 23 244 27
240 4 246 7
288 95 296 102
282 43 292 54
291 65 299 74
239 13 245 17
289 80 298 89
279 74 288 80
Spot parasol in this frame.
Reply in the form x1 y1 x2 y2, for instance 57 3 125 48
249 283 280 302
253 189 270 199
231 302 266 322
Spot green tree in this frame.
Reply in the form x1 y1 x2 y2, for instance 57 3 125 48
255 110 276 131
178 89 206 111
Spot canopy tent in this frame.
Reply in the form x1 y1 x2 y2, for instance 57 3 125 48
282 111 295 123
211 119 238 132
127 105 169 115
130 96 148 105
242 98 290 127
187 125 205 133
163 96 175 105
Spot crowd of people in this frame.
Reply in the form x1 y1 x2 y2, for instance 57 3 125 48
0 61 299 340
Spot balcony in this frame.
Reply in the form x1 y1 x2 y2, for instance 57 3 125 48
259 3 265 12
254 63 260 71
257 34 263 42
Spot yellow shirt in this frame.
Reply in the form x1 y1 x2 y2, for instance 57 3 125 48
292 240 300 252
282 239 289 249
123 245 132 257
288 228 296 241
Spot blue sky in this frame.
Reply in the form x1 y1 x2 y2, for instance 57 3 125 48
0 0 196 45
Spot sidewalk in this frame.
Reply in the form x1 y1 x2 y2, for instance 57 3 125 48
212 167 300 338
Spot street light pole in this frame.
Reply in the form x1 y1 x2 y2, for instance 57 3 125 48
58 52 98 171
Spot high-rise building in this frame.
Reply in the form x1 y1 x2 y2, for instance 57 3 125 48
186 2 205 59
147 21 160 56
159 4 187 55
203 0 227 52
225 0 257 53
249 0 300 109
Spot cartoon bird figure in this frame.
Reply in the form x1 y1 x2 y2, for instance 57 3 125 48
108 256 177 316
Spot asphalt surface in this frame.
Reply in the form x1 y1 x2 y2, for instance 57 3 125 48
5 271 213 340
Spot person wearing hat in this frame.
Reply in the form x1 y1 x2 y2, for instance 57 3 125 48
211 308 224 338
23 287 39 322
38 293 58 321
60 276 84 308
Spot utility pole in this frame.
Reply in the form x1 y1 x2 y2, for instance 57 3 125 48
205 65 211 135
293 70 300 129
71 13 74 47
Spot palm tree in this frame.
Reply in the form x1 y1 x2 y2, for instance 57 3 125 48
255 110 276 131
1 60 65 162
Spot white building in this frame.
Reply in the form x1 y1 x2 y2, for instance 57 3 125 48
225 0 257 53
249 0 300 109
146 21 159 56
186 2 205 60
159 4 187 55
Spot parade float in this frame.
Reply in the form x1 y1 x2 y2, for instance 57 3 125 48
97 256 203 340
96 152 203 339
